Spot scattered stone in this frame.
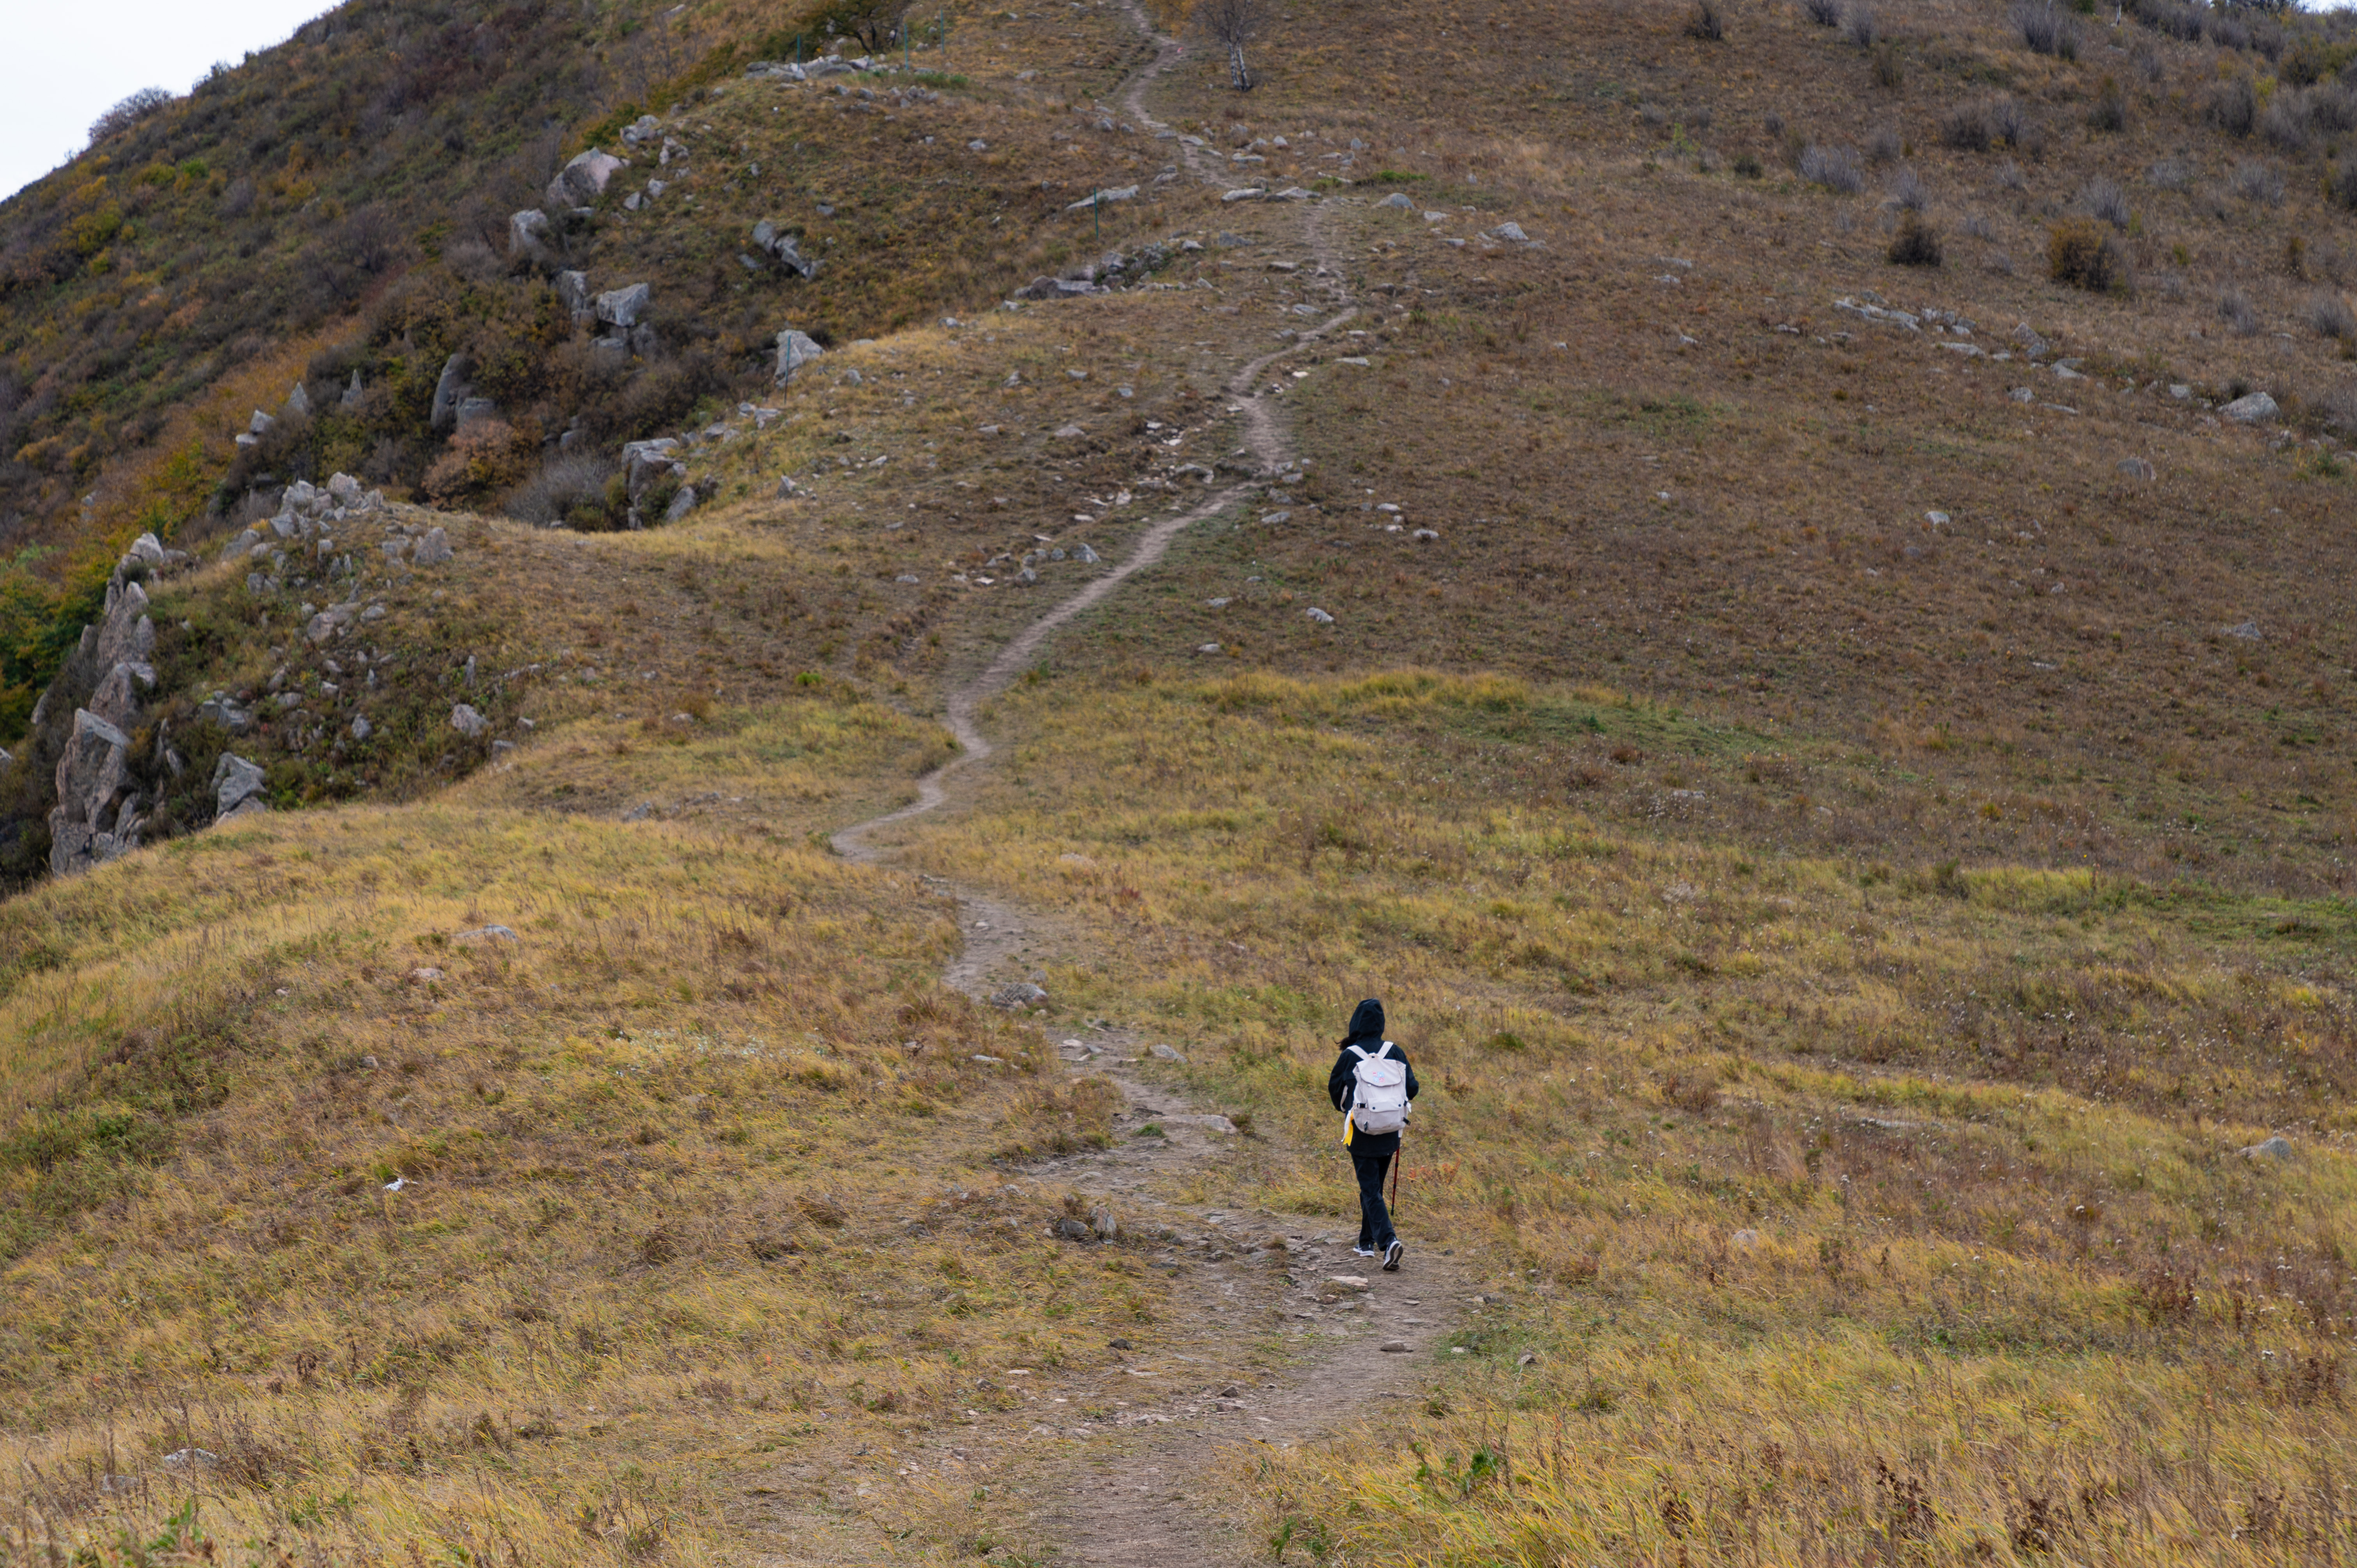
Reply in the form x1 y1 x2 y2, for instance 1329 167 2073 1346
508 208 551 255
1305 606 1335 625
2224 621 2262 641
1491 221 1530 242
1151 1043 1185 1062
596 283 653 328
2241 1134 2294 1160
2117 457 2155 481
750 219 819 279
212 753 267 817
455 924 520 944
991 982 1050 1009
1381 192 1414 209
2008 387 2034 404
1380 1340 1411 1353
547 147 628 208
160 1449 220 1471
351 715 372 741
410 968 444 984
1064 184 1140 212
2221 391 2278 424
1326 1275 1371 1292
1054 423 1087 439
413 527 454 566
774 328 826 384
664 484 699 522
1052 1217 1097 1243
450 703 488 737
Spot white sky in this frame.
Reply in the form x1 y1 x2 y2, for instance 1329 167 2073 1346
0 0 336 203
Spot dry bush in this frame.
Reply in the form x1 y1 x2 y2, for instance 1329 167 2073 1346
1685 0 1726 41
2014 2 2080 59
1867 125 1902 166
2230 160 2285 205
1888 213 1942 267
2088 76 2126 132
2219 288 2262 335
1844 7 1877 49
1871 43 1903 89
2048 219 2129 292
420 419 534 506
2080 177 2131 230
1800 143 1863 194
2147 155 2193 191
1886 166 1927 212
88 87 173 147
2322 381 2357 433
504 452 620 529
1803 0 1841 25
2308 292 2357 342
2209 76 2258 137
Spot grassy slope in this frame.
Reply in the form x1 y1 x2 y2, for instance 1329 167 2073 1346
7 0 2357 1563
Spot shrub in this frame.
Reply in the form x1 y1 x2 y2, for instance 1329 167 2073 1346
2049 219 2129 291
1940 102 1994 152
2230 160 2285 205
1867 125 1902 165
1686 0 1726 41
2321 381 2357 434
2148 157 2193 191
1872 42 1905 88
1845 7 1878 48
803 0 916 51
419 419 532 506
1804 0 1841 25
503 452 621 527
2088 76 2127 132
2014 2 2080 58
2260 96 2312 153
1800 143 1864 194
2218 289 2262 336
2208 77 2258 137
1996 158 2028 192
1733 152 1763 178
2081 178 2131 230
2335 162 2357 213
2309 293 2357 342
87 87 173 147
1888 166 1928 211
1889 213 1943 267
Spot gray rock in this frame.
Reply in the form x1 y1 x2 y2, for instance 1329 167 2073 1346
455 396 499 427
351 715 372 741
451 704 488 737
509 207 551 254
1091 1207 1119 1240
1051 1217 1097 1243
1491 221 1530 242
286 381 313 418
2224 621 2262 641
1064 184 1140 213
412 527 454 566
546 148 627 208
326 472 361 505
2241 1134 2294 1160
430 354 474 432
1380 1340 1411 1353
751 220 819 279
1151 1043 1185 1062
1381 192 1414 209
48 709 137 877
1075 543 1101 563
774 329 826 384
212 752 267 816
595 283 652 328
990 982 1050 1009
2221 391 2278 424
340 369 364 410
2117 457 2155 481
200 696 254 732
95 580 154 670
455 924 520 944
555 270 593 320
1305 606 1335 625
249 409 275 435
664 484 698 523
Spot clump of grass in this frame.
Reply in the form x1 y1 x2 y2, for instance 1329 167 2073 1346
2209 75 2258 138
2147 155 2193 191
1684 0 1725 42
2048 218 2129 292
1870 42 1903 89
1885 166 1928 212
1843 7 1877 49
1866 125 1901 166
2230 159 2285 206
2088 74 2126 132
1887 212 1942 267
1803 0 1841 26
1799 142 1863 194
2309 292 2357 343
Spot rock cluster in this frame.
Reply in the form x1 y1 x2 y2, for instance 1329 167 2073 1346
546 148 628 210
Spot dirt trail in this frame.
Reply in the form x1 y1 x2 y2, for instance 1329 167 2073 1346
824 14 1462 1567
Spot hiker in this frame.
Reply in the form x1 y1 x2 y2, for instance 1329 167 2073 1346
1329 997 1419 1271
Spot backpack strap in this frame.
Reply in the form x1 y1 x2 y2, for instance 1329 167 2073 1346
1346 1044 1370 1061
1372 1041 1395 1061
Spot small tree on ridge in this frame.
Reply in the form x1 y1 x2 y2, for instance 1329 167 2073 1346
1192 0 1272 91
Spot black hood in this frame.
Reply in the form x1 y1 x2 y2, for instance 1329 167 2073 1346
1343 998 1385 1044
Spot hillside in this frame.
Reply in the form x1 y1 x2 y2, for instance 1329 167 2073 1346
6 0 2357 1562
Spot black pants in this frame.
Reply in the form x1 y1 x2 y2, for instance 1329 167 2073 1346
1351 1148 1396 1251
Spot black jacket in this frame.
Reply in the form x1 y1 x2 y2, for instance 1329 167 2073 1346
1329 999 1419 1157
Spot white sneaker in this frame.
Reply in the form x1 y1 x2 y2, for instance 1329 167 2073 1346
1382 1240 1403 1272
1352 1245 1376 1258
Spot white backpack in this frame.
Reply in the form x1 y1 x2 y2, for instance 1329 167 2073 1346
1346 1042 1410 1135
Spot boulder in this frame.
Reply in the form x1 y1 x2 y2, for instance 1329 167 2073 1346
555 270 593 321
664 484 699 522
1492 221 1531 242
326 472 362 506
509 207 551 255
454 396 500 427
451 704 488 738
990 982 1049 1009
212 753 267 816
774 329 826 384
48 709 136 877
351 715 372 741
546 148 627 209
94 580 155 669
200 696 254 732
2117 457 2155 481
286 381 313 418
412 527 454 566
340 369 364 410
1305 606 1335 625
127 532 166 566
87 662 152 727
1063 184 1140 213
2222 391 2278 424
2240 1134 2294 1161
1380 192 1414 209
429 354 474 432
750 221 819 279
595 283 652 327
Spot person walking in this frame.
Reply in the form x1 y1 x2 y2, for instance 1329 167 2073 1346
1329 998 1419 1272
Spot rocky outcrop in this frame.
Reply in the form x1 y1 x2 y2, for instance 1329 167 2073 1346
49 710 138 876
750 221 818 279
774 329 825 384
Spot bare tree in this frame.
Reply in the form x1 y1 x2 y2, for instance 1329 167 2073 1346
1192 0 1273 91
87 87 173 148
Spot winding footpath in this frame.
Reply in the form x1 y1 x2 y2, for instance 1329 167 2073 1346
824 11 1465 1566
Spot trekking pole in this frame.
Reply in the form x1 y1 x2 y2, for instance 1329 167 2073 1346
1389 1134 1402 1220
